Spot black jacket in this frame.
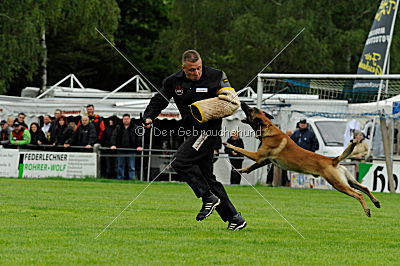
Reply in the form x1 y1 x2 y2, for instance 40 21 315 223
54 125 74 145
224 137 244 159
290 128 319 152
143 66 231 131
29 129 47 145
101 125 116 147
111 124 140 148
0 128 9 141
66 123 97 146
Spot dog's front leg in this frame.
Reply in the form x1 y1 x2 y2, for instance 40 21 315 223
238 158 271 174
223 142 262 162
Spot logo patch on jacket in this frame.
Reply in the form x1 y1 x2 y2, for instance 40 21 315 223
175 85 184 96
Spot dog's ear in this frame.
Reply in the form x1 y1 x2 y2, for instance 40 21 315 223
254 117 265 127
263 112 274 120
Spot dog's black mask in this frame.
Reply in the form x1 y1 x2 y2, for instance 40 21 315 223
241 103 274 128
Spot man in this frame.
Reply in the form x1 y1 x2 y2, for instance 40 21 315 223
9 121 31 146
291 119 319 152
14 112 28 129
143 50 246 230
224 131 244 184
64 116 97 149
0 120 10 144
86 104 105 141
41 115 53 144
111 114 142 180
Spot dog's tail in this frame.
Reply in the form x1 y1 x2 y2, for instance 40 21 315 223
332 140 358 167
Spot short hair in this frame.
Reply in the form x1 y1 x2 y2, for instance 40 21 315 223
54 109 62 113
86 104 94 109
182 50 201 64
18 112 25 117
353 130 363 138
122 113 130 118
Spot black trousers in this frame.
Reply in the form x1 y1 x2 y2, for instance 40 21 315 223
171 135 238 222
229 158 243 185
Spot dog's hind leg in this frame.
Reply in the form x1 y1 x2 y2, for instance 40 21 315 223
332 182 371 217
348 180 380 208
238 159 271 174
340 166 381 208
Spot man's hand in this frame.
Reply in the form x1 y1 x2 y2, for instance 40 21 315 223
232 151 238 156
111 145 117 150
64 143 70 148
142 118 153 128
137 146 143 152
85 145 92 149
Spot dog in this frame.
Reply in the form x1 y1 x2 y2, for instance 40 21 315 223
223 102 380 217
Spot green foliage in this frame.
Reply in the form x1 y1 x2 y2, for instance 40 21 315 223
0 178 399 264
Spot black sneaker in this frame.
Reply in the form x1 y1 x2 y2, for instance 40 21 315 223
196 193 221 221
227 213 247 231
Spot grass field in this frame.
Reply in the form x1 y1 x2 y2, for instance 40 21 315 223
1 177 399 265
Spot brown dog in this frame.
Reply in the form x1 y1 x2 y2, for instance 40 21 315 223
223 102 380 217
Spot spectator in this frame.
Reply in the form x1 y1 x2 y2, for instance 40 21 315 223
349 130 369 161
41 115 53 144
9 121 31 146
111 114 142 180
1 120 10 140
85 104 105 141
29 122 46 145
1 120 10 145
101 116 118 178
14 112 28 129
7 116 14 131
224 131 244 184
64 116 97 149
291 119 319 152
53 116 74 146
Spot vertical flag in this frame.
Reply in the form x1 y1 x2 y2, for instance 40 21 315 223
353 0 398 101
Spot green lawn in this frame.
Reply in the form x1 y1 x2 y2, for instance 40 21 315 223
0 177 399 265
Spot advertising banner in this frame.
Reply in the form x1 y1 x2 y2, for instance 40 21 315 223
353 0 398 99
0 149 97 178
0 149 19 177
359 162 400 193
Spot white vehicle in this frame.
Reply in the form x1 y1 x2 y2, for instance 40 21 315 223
305 117 347 158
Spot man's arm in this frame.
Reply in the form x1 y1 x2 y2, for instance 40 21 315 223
143 78 173 121
18 130 31 145
311 132 319 152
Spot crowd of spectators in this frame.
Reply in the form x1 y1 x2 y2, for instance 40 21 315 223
0 105 143 180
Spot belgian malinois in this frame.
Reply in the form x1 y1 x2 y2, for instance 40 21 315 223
223 103 380 217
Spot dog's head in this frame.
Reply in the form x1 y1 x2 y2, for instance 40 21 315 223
241 102 274 132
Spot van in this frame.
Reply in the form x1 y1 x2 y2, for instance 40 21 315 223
304 117 347 157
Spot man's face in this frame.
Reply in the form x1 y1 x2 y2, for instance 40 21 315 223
81 116 90 126
87 106 95 116
182 59 202 81
18 114 25 123
13 125 21 132
43 116 51 124
299 122 307 129
1 123 7 130
54 111 61 119
122 116 131 126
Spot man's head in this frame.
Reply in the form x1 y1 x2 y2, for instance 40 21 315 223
182 50 202 81
54 109 62 119
0 120 7 130
17 112 25 123
298 119 308 129
81 116 90 126
122 114 131 126
86 105 95 116
12 121 22 132
43 115 51 125
231 130 239 140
